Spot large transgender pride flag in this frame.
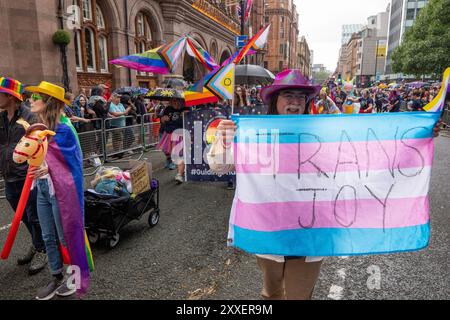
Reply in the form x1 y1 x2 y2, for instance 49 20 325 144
229 112 441 257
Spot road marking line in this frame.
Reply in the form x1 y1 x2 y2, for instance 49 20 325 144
337 268 346 280
328 268 347 300
0 224 12 232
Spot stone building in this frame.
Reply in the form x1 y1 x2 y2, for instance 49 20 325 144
336 32 361 81
0 0 240 94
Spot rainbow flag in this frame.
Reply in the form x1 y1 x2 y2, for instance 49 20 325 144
424 67 450 112
109 47 168 74
229 112 440 257
185 88 219 107
46 115 93 294
186 37 219 71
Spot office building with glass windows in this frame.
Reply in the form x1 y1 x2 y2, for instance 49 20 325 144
385 0 429 76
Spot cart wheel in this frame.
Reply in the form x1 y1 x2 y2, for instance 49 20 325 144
148 210 160 228
108 233 120 249
88 232 100 245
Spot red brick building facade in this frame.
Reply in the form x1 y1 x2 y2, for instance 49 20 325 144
0 0 239 94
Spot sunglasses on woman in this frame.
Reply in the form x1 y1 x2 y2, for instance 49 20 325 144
31 93 43 101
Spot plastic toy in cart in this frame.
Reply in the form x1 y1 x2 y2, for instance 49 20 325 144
84 179 160 249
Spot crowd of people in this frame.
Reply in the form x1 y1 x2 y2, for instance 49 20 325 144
313 80 445 114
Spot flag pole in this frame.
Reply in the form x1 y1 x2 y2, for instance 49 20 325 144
232 63 236 115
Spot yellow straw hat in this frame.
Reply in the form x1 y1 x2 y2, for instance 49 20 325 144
25 81 70 105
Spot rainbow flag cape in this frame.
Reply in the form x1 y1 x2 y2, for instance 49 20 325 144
109 47 168 74
46 115 93 294
424 67 450 112
230 112 440 257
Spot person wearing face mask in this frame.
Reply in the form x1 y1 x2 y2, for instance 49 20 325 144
208 69 443 300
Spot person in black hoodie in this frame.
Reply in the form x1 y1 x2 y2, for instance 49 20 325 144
0 77 47 275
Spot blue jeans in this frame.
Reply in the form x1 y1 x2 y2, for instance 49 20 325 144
5 180 46 252
36 179 66 276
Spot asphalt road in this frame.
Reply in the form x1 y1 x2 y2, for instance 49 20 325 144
0 137 449 300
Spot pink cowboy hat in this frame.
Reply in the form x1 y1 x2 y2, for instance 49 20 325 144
260 69 321 105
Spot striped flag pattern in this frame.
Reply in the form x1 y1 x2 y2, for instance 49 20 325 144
229 112 440 257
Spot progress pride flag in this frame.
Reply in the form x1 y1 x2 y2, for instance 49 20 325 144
228 112 440 257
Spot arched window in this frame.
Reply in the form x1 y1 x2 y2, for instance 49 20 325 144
85 28 96 71
135 12 155 76
83 0 92 21
98 36 108 72
220 50 231 65
74 30 83 71
96 5 105 29
74 0 109 73
136 13 145 38
134 12 154 53
210 42 218 61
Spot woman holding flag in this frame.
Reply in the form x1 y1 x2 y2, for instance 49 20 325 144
25 81 91 300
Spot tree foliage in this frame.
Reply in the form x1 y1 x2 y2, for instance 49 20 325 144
313 70 331 84
392 0 450 77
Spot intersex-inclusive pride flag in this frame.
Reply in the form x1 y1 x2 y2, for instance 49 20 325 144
158 37 187 72
229 112 441 257
186 37 219 71
424 67 450 112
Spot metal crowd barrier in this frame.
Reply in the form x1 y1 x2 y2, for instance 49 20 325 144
76 114 160 171
0 115 162 187
0 179 5 200
77 118 105 176
104 116 145 163
143 113 161 148
441 107 450 131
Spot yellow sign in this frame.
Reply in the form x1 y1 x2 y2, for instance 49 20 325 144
377 41 387 57
192 0 240 35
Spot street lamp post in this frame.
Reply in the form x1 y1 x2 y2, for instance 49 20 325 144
240 0 246 36
240 0 247 65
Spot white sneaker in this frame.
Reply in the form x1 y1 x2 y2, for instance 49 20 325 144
175 174 184 185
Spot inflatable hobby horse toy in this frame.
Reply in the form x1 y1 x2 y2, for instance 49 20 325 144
1 120 55 259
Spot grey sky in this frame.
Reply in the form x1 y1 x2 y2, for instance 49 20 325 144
294 0 390 71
